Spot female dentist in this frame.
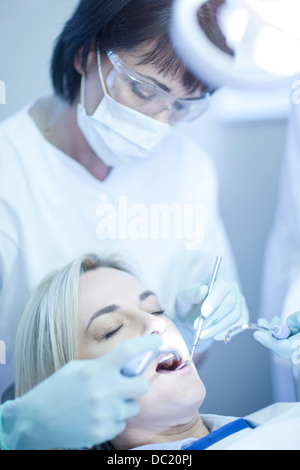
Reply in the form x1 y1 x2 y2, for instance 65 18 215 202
0 0 248 450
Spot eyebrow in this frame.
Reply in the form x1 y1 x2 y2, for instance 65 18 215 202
138 73 205 99
85 304 120 333
139 74 172 93
139 290 156 301
85 291 157 333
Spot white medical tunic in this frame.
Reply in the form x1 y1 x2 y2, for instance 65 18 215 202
0 102 237 398
260 104 300 401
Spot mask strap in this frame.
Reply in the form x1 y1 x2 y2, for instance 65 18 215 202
80 74 86 107
97 50 109 96
80 50 104 107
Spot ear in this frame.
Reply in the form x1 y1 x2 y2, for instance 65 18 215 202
74 46 97 75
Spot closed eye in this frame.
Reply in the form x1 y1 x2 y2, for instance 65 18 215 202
131 82 157 100
102 308 165 339
104 325 123 340
151 310 166 315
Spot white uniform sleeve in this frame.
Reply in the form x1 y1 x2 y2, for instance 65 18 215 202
0 232 25 398
260 105 300 321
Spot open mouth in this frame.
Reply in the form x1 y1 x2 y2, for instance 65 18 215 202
155 352 182 373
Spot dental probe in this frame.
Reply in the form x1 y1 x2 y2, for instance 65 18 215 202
175 256 222 371
122 349 180 377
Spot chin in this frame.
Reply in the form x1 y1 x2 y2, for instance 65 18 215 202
175 376 206 411
136 372 206 430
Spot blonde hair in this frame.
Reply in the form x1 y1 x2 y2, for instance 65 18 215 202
14 253 133 397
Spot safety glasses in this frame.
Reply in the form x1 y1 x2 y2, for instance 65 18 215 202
106 51 211 125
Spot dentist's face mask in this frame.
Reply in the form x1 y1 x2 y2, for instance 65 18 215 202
77 51 171 167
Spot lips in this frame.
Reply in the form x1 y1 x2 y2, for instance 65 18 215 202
155 351 183 373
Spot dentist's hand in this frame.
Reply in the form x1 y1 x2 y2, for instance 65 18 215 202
176 278 249 341
0 334 162 450
254 313 300 359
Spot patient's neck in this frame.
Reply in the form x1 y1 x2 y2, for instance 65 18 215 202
112 415 209 450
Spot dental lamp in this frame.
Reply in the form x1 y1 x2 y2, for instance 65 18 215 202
172 0 300 90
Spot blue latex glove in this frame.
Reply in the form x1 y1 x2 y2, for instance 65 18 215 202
0 334 162 450
254 313 300 359
175 277 249 342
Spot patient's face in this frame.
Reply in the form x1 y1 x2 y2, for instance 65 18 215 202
77 267 206 433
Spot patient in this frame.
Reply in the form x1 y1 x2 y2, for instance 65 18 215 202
14 253 300 450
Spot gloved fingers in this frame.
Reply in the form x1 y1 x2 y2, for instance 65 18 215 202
286 311 300 332
107 334 163 369
175 284 208 319
89 398 140 445
95 397 140 422
269 316 281 328
83 334 162 378
212 308 241 341
257 316 291 336
253 331 294 358
201 278 236 318
121 399 141 420
88 418 127 447
189 285 209 305
201 305 237 340
257 317 268 327
199 281 241 337
117 374 150 399
202 295 242 341
114 399 140 423
90 370 150 401
270 316 282 327
203 289 236 328
203 293 249 341
257 317 274 329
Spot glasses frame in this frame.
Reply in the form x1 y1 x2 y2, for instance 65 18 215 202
106 51 211 125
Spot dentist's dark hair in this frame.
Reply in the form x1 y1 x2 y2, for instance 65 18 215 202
51 0 232 104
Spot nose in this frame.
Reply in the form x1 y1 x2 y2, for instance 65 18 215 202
143 312 167 337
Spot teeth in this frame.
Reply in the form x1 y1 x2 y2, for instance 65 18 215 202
157 353 178 370
158 353 175 365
